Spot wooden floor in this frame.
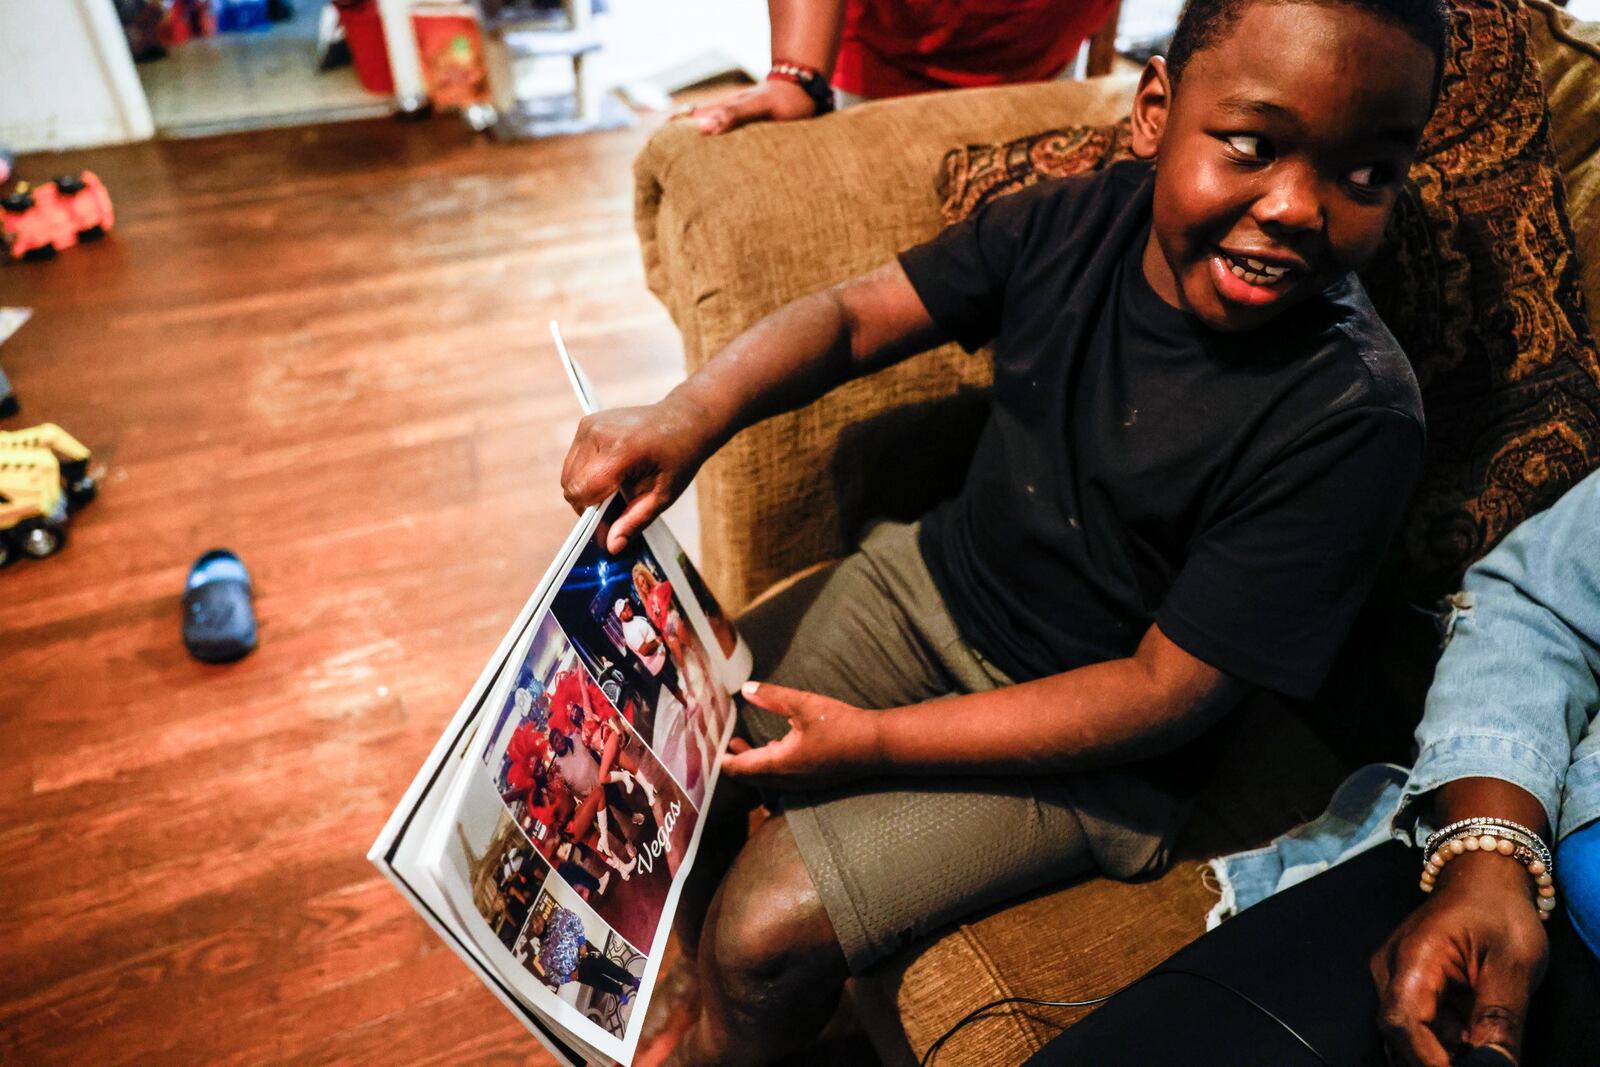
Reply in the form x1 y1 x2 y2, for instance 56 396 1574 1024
1 113 700 1064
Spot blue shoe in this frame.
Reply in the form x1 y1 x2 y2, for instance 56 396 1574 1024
183 549 258 663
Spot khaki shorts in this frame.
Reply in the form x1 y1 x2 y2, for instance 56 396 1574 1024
737 521 1171 973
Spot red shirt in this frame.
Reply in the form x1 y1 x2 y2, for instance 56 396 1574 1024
833 0 1118 99
644 580 675 637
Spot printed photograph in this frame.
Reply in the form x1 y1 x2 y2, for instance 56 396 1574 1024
549 503 734 808
674 547 738 659
479 612 699 950
510 875 648 1041
441 772 552 953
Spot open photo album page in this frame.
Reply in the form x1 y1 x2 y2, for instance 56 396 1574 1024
402 497 750 1064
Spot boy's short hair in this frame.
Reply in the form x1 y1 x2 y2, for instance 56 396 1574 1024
1167 0 1449 104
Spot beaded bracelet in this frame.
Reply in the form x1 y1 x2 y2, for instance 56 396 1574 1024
767 60 836 116
1420 819 1557 921
1425 817 1554 869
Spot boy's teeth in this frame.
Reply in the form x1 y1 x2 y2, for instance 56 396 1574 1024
1225 253 1290 286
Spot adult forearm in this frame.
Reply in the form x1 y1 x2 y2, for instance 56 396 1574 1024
873 655 1233 776
1433 778 1549 838
769 0 848 75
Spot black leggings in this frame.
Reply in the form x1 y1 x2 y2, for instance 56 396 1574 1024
1025 842 1599 1066
576 953 638 998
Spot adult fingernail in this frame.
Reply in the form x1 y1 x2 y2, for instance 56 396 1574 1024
742 681 759 697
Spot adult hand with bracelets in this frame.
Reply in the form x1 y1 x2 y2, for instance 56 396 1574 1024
1373 780 1553 1066
1022 471 1600 1067
1364 468 1600 1066
689 0 1118 135
689 0 844 136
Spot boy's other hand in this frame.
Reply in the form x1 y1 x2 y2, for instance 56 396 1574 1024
690 80 817 135
1371 851 1548 1067
721 682 883 788
561 396 714 553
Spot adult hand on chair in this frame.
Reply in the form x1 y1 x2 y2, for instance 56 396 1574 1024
720 682 884 789
689 79 819 135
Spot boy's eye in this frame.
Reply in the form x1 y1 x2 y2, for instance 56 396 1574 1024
1223 135 1270 160
1347 163 1396 189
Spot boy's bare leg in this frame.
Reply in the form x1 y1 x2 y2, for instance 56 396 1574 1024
668 814 848 1067
636 777 761 1059
674 775 759 953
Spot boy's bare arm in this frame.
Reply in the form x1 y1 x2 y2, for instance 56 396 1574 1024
561 262 943 550
670 262 942 445
724 623 1251 784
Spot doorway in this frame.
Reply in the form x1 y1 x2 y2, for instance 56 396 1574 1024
117 1 395 136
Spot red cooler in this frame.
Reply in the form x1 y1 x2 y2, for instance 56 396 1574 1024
334 0 396 94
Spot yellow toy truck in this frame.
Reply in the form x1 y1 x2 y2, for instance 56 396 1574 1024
0 449 70 565
0 423 95 507
0 424 96 567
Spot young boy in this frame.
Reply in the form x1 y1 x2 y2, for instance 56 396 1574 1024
561 0 1445 1062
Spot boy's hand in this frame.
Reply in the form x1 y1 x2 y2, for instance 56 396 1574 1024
720 682 884 789
561 396 716 553
1371 852 1548 1067
690 80 817 135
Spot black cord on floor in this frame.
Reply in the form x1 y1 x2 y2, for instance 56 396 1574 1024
918 966 1332 1067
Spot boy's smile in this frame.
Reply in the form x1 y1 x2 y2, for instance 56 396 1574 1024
1131 3 1438 332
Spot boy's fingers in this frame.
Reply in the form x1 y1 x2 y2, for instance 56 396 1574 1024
561 460 617 513
740 680 800 718
606 490 663 553
721 734 795 778
726 737 752 755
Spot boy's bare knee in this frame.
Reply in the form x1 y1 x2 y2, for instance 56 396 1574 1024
704 816 845 1015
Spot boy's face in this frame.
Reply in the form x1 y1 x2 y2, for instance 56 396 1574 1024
1132 2 1437 332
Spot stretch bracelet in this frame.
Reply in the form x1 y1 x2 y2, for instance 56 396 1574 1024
1425 817 1554 870
767 60 835 116
1420 820 1557 921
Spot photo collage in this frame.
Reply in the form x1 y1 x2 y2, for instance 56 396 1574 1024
443 503 741 1040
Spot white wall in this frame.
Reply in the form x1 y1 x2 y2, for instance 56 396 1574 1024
0 0 154 153
594 0 768 89
472 0 769 106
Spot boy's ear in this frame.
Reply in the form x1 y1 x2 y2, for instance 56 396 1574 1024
1130 57 1171 160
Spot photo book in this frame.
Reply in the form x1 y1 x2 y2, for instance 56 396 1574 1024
369 326 750 1065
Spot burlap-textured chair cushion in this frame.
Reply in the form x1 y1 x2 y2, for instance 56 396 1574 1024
1528 0 1600 310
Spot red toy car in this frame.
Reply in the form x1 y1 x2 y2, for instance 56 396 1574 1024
2 171 114 261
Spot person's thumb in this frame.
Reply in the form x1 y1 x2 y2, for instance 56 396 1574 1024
606 489 663 553
1464 954 1537 1063
740 680 800 718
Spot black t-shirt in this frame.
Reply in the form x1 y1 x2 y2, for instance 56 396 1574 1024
898 160 1424 701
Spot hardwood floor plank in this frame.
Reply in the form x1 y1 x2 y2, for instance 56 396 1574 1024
2 111 694 1065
